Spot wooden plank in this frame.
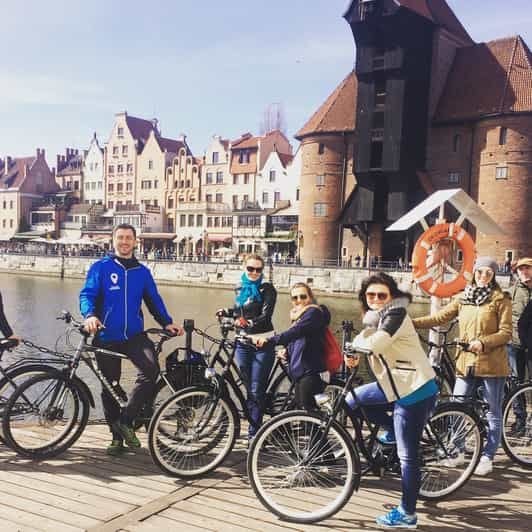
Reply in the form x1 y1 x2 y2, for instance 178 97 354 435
161 506 252 532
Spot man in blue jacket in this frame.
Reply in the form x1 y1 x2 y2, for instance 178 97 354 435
80 223 182 455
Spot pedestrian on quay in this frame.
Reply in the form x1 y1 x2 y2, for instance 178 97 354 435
79 223 183 456
344 272 437 529
216 253 277 441
255 282 330 411
0 290 20 344
413 256 512 476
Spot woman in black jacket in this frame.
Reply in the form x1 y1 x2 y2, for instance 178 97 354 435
256 282 329 410
218 254 277 440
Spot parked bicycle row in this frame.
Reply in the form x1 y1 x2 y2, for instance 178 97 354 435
1 223 531 529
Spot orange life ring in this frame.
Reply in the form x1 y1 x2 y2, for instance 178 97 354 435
412 223 475 298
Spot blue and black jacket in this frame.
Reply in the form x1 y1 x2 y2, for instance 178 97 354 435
79 254 172 343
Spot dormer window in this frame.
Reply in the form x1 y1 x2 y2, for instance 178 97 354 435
360 0 377 21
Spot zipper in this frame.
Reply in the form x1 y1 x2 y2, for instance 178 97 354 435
395 366 416 372
378 354 401 400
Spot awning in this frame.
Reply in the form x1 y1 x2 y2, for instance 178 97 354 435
12 231 47 241
263 238 295 243
206 235 232 243
138 233 177 240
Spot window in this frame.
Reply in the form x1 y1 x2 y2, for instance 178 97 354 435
207 217 212 227
91 182 96 190
244 173 250 184
108 183 114 192
262 192 269 204
232 195 238 208
98 182 102 189
370 141 383 169
10 200 13 209
154 180 158 189
206 172 213 184
168 198 174 209
313 203 327 217
296 188 300 201
316 174 325 186
197 214 203 226
212 152 219 164
372 48 385 70
238 150 250 164
117 164 123 173
216 193 223 203
233 175 239 185
375 79 386 107
214 217 220 227
108 165 114 174
186 179 191 188
243 194 249 204
122 145 128 156
117 127 124 137
85 182 90 191
448 172 460 184
112 146 119 155
153 199 158 207
167 218 174 232
453 134 461 153
216 171 223 184
127 163 133 173
505 250 515 262
125 182 131 192
318 143 325 155
206 194 213 203
108 201 114 208
9 219 13 228
227 216 233 226
148 160 154 170
499 127 508 146
269 170 276 182
274 191 281 202
188 214 194 226
180 214 186 226
495 166 508 180
117 183 123 192
180 180 185 188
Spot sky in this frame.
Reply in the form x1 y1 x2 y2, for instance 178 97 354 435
1 0 531 163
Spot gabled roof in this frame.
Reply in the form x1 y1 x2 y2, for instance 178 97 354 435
125 115 157 144
295 71 357 140
156 135 189 155
397 0 472 44
231 133 260 149
0 157 36 189
57 153 83 176
435 35 532 122
278 152 294 168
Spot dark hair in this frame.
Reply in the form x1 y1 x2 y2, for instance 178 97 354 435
358 272 412 312
113 223 137 238
290 282 316 303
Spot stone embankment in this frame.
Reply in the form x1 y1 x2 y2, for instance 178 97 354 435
0 253 511 299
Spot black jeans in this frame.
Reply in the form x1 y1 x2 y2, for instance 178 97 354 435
295 374 326 411
94 333 158 439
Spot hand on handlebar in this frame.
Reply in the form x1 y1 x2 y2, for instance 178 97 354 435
254 336 268 348
84 316 103 335
7 335 21 346
467 340 483 354
344 353 360 369
165 323 184 336
235 317 249 328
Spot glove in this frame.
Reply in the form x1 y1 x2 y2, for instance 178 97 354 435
236 317 249 328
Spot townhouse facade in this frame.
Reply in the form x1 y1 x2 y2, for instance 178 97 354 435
56 149 84 201
83 134 105 205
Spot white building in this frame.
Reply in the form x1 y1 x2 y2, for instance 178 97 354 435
83 134 105 205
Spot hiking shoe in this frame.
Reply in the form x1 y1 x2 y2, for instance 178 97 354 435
114 422 141 448
376 506 417 529
106 439 125 456
474 456 493 476
377 431 396 445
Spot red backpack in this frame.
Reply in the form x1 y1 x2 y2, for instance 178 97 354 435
323 327 343 373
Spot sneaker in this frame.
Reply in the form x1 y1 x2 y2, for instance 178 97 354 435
474 456 493 476
106 439 125 456
114 422 141 448
378 431 396 445
440 452 465 468
376 506 417 529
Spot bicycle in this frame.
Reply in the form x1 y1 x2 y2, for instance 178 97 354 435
1 311 180 458
148 317 349 478
246 344 484 524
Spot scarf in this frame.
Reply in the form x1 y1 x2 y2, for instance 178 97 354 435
290 303 321 323
362 297 411 328
462 283 493 306
235 272 263 307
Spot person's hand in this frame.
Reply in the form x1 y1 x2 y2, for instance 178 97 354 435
7 334 21 346
255 337 268 348
235 317 249 328
275 346 287 360
215 308 226 319
84 316 103 334
468 340 483 354
344 354 360 369
165 323 184 336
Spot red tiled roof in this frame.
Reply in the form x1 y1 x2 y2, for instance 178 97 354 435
295 71 357 140
0 157 36 189
397 0 472 44
278 152 294 168
231 133 260 149
435 35 532 122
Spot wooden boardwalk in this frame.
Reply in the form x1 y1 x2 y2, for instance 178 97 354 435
0 424 529 532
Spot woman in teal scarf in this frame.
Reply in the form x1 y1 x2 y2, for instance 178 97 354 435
217 254 277 440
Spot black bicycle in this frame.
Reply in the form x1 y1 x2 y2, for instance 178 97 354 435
148 317 348 478
246 344 484 524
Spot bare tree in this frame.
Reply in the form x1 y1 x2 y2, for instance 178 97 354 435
259 103 287 135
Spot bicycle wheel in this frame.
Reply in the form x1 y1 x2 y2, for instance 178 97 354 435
502 383 532 468
148 385 239 478
3 372 89 458
418 403 483 500
247 410 360 524
0 363 62 443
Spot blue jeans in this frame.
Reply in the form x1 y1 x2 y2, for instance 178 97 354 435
346 382 436 514
454 376 505 459
235 342 275 437
507 344 530 421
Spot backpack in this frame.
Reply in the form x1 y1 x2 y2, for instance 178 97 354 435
323 327 343 373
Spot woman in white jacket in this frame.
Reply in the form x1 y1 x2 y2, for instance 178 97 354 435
345 273 437 529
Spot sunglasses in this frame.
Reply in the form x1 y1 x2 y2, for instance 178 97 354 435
291 294 309 302
365 291 389 301
246 265 263 273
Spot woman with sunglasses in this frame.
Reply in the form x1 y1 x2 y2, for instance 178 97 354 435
345 272 437 529
217 254 277 440
413 256 512 477
255 282 330 411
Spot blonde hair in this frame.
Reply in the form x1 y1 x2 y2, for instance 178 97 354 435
243 253 265 267
290 282 316 303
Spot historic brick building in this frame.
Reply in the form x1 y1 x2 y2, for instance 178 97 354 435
298 0 532 264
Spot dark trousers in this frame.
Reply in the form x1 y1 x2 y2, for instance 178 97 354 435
295 373 326 411
94 333 158 439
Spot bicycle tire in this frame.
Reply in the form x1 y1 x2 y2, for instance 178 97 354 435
247 410 360 524
501 383 532 469
418 402 483 500
148 385 239 478
3 371 90 459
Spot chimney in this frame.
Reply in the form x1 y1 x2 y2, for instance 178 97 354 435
57 154 62 170
41 148 45 159
4 156 9 175
24 164 29 177
36 148 40 157
178 133 187 142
